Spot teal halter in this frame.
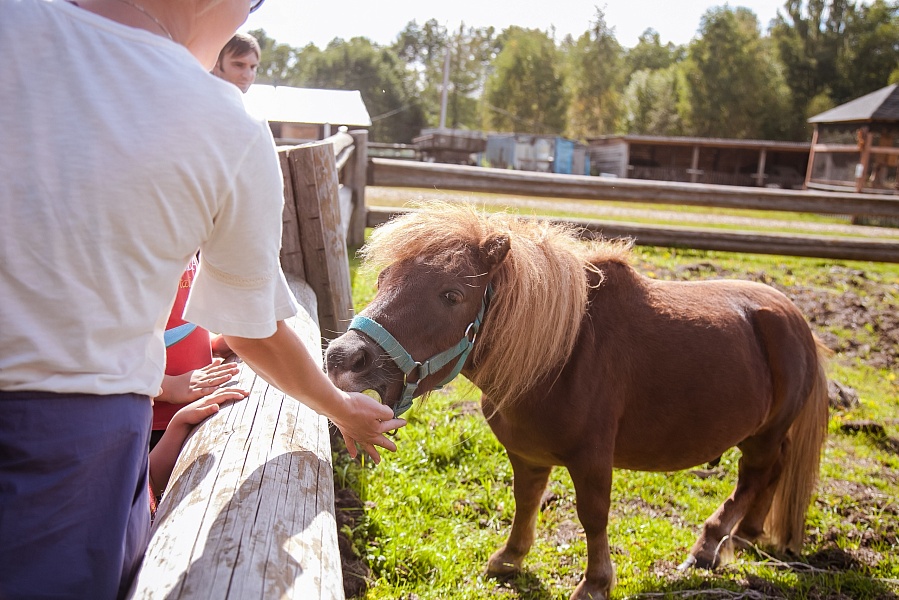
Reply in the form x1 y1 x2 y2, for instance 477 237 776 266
347 285 493 418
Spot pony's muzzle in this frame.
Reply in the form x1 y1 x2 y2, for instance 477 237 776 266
325 333 379 381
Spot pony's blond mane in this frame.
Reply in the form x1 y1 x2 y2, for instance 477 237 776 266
360 201 632 413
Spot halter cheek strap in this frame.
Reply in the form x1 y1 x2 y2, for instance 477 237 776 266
347 285 492 418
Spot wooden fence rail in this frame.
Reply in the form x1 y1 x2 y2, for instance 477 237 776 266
367 207 899 264
129 131 368 600
370 158 899 219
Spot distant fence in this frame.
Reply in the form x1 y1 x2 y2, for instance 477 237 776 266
129 130 369 600
370 158 899 219
369 158 899 263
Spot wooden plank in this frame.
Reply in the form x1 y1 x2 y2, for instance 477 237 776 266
370 157 899 219
128 278 344 600
289 143 354 341
346 130 369 247
279 149 306 280
366 206 899 264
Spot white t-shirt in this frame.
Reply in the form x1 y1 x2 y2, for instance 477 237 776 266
0 0 299 396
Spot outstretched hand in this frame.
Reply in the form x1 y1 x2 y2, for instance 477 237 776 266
157 358 240 405
170 385 248 428
331 391 406 464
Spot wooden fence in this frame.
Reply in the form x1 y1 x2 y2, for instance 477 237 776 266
369 158 899 263
128 130 368 600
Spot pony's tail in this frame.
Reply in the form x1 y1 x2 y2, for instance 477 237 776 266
764 339 830 553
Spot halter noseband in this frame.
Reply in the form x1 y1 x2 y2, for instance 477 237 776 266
347 285 493 418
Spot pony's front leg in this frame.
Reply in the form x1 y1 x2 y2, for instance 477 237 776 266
486 451 551 578
567 460 615 600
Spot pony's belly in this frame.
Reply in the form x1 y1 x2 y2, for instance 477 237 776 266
612 430 746 472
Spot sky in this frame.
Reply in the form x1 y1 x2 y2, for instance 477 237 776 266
239 0 789 50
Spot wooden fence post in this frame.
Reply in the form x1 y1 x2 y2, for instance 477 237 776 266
287 142 354 341
346 130 369 248
279 149 306 280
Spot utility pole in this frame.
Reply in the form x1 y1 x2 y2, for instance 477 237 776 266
438 44 451 131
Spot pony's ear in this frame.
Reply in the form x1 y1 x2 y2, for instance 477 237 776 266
480 233 510 272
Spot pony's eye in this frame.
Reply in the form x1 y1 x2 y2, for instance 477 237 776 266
443 290 463 305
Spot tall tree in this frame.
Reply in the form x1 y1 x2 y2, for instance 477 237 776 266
834 0 899 100
564 8 626 139
301 37 426 142
483 27 567 134
623 66 684 135
249 28 304 85
392 20 499 130
625 28 685 81
682 7 792 139
770 0 853 123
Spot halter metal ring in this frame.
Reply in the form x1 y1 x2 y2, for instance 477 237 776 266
403 362 423 385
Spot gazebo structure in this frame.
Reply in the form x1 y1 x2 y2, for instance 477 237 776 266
805 83 899 194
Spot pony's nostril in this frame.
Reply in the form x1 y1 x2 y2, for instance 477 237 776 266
349 348 371 373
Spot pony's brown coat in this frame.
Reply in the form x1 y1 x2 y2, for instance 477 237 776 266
328 202 829 600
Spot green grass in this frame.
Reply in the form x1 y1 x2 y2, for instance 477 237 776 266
336 230 899 600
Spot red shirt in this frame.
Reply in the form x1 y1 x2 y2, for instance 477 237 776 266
152 257 212 431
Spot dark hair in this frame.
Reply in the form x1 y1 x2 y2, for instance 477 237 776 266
216 33 261 64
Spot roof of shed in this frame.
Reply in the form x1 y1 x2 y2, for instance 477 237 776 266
242 85 372 126
808 84 899 124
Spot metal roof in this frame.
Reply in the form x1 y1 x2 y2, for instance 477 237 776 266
808 84 899 124
242 85 372 127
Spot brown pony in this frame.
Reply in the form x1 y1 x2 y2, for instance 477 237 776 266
325 202 829 600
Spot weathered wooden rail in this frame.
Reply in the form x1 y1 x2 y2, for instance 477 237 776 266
371 158 899 219
129 130 368 600
367 207 899 264
369 158 899 263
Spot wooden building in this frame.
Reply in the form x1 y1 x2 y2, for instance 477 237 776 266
805 83 899 194
587 135 810 189
243 85 372 144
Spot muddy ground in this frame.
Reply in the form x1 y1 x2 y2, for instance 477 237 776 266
332 257 899 598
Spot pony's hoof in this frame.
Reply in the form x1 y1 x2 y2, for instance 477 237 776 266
570 578 610 600
486 550 521 579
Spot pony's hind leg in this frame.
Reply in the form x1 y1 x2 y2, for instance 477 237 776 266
486 452 551 578
731 438 788 547
683 438 785 570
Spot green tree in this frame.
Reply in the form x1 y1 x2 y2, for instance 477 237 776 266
249 28 304 85
392 20 499 130
564 8 626 138
770 0 853 126
301 37 426 142
682 7 792 139
625 28 685 81
834 0 899 100
483 27 567 134
623 66 684 135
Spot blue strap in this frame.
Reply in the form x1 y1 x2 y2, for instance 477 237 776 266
347 284 492 418
349 316 418 374
164 322 198 347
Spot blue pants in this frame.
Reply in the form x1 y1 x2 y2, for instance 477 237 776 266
0 391 152 600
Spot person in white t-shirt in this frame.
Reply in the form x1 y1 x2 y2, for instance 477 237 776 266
0 1 404 598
